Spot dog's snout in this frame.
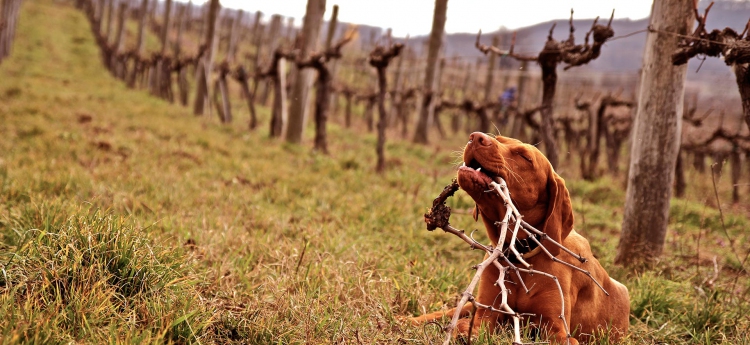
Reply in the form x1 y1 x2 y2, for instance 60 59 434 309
469 132 492 147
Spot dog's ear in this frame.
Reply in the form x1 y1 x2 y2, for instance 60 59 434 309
473 204 480 222
541 170 574 256
471 204 479 222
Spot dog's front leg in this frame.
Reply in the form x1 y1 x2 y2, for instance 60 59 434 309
408 301 473 325
452 261 505 338
524 298 579 345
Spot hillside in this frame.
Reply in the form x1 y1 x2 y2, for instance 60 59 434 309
406 1 750 85
1 0 750 344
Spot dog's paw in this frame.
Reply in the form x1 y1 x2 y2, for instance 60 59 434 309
454 318 479 339
394 315 420 326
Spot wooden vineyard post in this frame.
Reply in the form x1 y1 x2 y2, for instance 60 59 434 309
272 57 288 137
286 0 326 145
285 17 295 44
369 43 404 173
150 0 172 99
128 0 148 88
616 0 692 267
159 0 172 52
110 2 127 77
342 87 354 128
174 1 190 106
324 5 339 119
433 58 447 137
232 64 257 129
95 0 105 36
357 93 377 132
227 8 242 63
295 23 352 154
675 150 686 198
250 11 263 73
508 60 529 139
104 0 113 43
0 0 23 63
261 14 281 107
731 149 741 203
389 35 408 127
413 0 447 144
192 0 219 116
216 62 232 123
263 48 293 138
453 61 473 133
484 35 499 104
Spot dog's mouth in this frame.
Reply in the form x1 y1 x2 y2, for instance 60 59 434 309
466 158 499 180
458 157 502 185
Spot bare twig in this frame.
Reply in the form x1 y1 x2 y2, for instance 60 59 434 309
423 175 614 345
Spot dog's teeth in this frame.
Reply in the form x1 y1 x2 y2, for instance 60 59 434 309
461 162 466 167
476 167 482 172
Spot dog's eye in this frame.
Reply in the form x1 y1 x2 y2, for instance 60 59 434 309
515 150 533 164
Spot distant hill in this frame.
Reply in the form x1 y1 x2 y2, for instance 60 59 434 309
404 0 750 83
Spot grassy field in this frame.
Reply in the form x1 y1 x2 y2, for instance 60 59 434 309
2 1 750 344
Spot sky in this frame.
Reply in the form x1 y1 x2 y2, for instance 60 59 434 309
214 0 656 37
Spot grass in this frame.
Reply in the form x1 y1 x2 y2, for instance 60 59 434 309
1 0 750 344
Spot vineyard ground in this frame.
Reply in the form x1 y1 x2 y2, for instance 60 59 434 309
1 1 750 344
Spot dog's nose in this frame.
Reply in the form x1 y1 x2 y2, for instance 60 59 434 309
469 132 492 147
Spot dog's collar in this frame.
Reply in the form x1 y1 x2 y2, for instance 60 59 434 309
503 233 544 263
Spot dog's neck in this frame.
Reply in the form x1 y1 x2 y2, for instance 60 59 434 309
502 232 544 262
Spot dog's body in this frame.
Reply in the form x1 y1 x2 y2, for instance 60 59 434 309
411 133 629 344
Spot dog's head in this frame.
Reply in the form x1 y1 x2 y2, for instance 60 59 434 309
457 132 573 256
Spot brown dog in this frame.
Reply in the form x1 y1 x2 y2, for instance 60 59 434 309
411 133 630 344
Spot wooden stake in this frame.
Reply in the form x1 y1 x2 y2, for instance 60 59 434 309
285 0 326 144
192 0 220 116
413 0 447 144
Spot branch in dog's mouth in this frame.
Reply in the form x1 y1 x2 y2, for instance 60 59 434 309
461 160 499 181
423 178 608 345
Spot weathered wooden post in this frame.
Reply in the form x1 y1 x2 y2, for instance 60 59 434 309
270 54 288 137
433 57 447 137
731 149 742 203
105 0 114 42
484 35 499 103
341 87 354 128
213 12 234 123
153 0 172 99
359 92 377 132
174 1 190 106
95 0 106 36
192 0 219 116
452 61 473 133
127 0 148 88
285 17 295 44
616 0 692 267
216 61 232 122
370 43 404 173
110 2 127 76
0 0 23 62
675 150 686 198
389 35 408 127
324 5 339 117
413 0 447 144
231 11 265 130
227 8 242 63
295 18 352 153
285 0 326 144
159 0 172 50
